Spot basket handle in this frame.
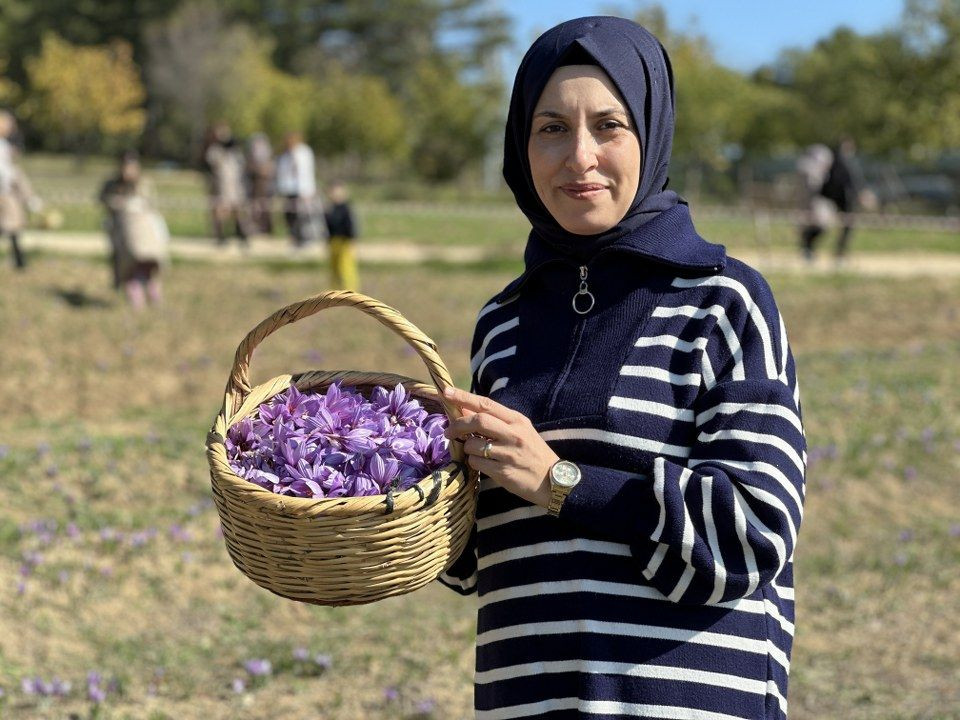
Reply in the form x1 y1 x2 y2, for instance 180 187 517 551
222 290 463 422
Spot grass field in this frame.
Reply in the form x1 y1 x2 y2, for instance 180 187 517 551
0 250 958 718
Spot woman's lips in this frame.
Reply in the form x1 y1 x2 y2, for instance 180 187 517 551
560 183 608 199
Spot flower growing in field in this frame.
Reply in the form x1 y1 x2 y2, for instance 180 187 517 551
225 382 451 500
243 659 272 677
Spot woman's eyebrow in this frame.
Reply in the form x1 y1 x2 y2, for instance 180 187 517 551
532 108 629 119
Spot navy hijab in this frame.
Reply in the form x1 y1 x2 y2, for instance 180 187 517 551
503 16 680 262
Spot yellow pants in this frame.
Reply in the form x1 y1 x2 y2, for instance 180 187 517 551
328 236 359 291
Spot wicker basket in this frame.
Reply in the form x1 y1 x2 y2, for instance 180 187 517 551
205 290 478 606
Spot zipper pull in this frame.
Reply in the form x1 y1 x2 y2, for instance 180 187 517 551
572 265 595 315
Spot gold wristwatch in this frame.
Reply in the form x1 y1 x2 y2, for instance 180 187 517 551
547 459 581 517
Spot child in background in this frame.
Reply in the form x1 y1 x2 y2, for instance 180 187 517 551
99 151 170 309
323 180 359 291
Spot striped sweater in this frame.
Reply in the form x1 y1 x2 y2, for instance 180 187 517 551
439 205 806 720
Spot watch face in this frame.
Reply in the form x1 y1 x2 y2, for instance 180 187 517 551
552 461 581 488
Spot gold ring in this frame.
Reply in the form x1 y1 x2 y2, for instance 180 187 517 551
482 440 493 460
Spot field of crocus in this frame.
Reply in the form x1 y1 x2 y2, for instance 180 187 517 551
0 251 958 719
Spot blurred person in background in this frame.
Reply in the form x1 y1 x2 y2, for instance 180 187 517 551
0 110 42 270
805 137 866 264
275 131 325 248
323 180 359 290
245 132 275 235
797 143 835 262
203 121 250 248
99 151 169 309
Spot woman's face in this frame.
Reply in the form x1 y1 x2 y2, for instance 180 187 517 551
528 65 641 235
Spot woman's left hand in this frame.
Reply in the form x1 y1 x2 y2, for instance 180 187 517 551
443 386 559 508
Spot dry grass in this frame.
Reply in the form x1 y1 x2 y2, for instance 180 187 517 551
0 256 958 719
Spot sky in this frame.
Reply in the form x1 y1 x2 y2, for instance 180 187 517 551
505 1 905 73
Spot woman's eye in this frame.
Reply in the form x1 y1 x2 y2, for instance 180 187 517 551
538 123 566 134
599 120 626 131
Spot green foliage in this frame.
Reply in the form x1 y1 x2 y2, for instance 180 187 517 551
308 66 407 162
20 33 145 153
406 60 500 182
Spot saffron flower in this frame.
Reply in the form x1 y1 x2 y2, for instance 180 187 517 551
226 382 451 500
243 659 272 677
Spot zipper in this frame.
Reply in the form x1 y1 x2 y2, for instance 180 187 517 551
572 265 595 315
545 263 595 418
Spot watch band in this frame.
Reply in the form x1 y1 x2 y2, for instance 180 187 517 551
547 483 573 517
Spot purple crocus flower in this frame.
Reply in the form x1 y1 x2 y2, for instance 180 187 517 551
243 659 272 677
227 383 450 500
368 453 400 491
415 698 436 714
293 647 310 662
232 677 246 694
313 653 332 670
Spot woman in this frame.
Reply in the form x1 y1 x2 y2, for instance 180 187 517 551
0 110 40 270
203 122 250 248
440 17 805 720
99 151 169 309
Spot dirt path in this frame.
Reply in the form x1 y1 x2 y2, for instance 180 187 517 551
14 230 960 277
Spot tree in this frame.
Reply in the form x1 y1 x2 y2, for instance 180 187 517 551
308 65 407 164
20 33 145 153
144 1 276 160
404 59 500 182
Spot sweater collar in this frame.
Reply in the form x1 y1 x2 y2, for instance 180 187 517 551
495 204 726 302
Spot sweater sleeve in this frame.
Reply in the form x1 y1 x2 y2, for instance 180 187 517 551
560 277 806 605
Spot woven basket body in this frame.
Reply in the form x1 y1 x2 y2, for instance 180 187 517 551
206 291 478 606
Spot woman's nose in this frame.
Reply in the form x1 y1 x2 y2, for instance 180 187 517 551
564 127 599 174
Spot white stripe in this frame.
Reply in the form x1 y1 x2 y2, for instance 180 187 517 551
476 293 517 322
478 578 767 615
631 334 717 390
667 468 697 602
476 618 770 655
471 317 519 373
731 484 787 571
539 427 691 459
689 458 804 513
477 345 516 380
642 542 669 580
767 639 791 672
671 275 779 380
652 305 744 381
609 396 695 422
778 312 789 377
702 475 728 605
651 457 667 541
772 580 794 601
477 697 754 720
634 334 709 352
698 428 805 476
621 364 701 386
488 376 509 394
739 483 799 547
476 659 767 695
701 350 717 390
768 679 789 715
477 505 544 531
695 401 803 435
764 598 796 637
478 538 631 572
439 571 476 593
476 578 797 640
732 490 760 596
